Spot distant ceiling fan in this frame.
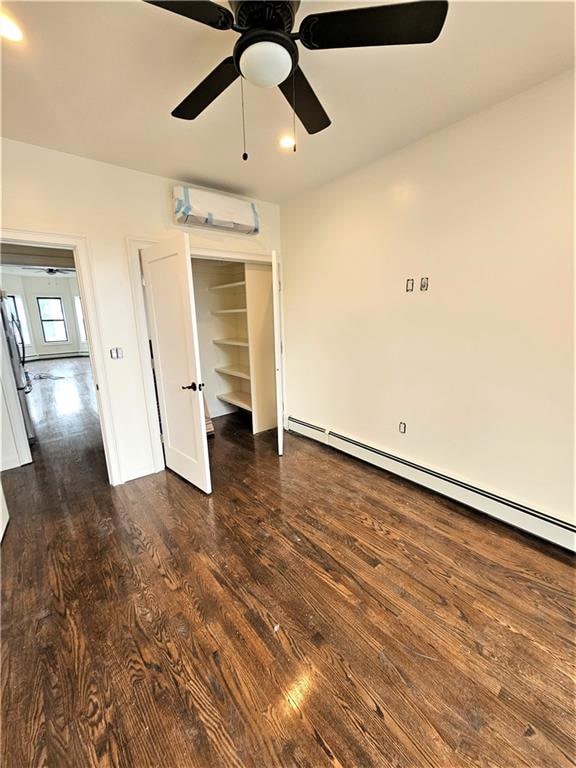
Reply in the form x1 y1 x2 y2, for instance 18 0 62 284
22 267 75 275
145 0 449 134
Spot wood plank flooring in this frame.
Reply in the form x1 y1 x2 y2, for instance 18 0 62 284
1 358 575 767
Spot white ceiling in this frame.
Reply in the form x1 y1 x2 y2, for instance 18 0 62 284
1 1 574 202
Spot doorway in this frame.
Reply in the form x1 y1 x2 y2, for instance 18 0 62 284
24 357 107 482
138 234 284 495
0 237 113 484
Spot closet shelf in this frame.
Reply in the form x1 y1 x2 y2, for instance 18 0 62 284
217 391 252 412
215 365 251 381
213 337 249 347
209 280 246 292
212 308 247 315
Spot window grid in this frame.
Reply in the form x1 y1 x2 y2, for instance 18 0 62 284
37 296 68 343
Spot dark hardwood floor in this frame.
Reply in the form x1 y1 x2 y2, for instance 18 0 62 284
1 358 575 767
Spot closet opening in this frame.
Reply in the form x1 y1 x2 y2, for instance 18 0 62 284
191 257 277 438
138 236 283 495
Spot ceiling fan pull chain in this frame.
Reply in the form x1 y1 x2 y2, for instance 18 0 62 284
292 70 297 153
240 77 248 161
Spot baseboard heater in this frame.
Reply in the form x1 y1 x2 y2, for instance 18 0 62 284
287 416 575 552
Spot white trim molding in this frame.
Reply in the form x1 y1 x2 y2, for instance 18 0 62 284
126 237 165 475
287 416 576 552
1 227 122 485
173 244 272 264
0 483 10 541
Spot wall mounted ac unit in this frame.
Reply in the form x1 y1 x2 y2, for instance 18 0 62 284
173 186 259 235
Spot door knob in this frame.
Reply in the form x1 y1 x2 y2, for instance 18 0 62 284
182 382 205 391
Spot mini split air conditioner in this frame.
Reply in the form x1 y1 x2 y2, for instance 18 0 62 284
173 186 259 235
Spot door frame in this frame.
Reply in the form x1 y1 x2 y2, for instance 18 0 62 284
127 237 165 474
271 250 284 455
127 237 285 473
0 227 122 485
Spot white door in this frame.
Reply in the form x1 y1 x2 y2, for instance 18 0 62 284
271 251 284 456
141 234 212 493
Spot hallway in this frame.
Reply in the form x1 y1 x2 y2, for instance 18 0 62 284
25 356 108 489
1 407 575 766
27 358 98 432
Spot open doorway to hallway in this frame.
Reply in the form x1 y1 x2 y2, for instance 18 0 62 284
25 357 108 482
0 243 108 486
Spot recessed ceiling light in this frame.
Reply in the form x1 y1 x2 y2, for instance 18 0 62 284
0 14 23 42
279 135 296 151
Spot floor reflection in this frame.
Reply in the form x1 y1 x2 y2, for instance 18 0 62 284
25 357 103 451
53 378 82 416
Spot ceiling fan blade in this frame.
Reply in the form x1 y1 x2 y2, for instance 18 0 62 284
172 57 239 119
299 1 448 50
144 0 234 31
278 67 331 135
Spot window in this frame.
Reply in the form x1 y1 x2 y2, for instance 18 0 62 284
6 295 31 345
74 295 87 343
37 297 68 343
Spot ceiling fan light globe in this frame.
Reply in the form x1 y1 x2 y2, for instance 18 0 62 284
239 41 293 88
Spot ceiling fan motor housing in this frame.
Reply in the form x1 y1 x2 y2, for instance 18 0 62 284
230 1 301 33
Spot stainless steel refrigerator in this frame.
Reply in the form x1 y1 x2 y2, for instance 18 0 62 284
0 291 36 442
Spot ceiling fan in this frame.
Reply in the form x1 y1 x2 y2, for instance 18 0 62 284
22 267 75 275
145 0 449 134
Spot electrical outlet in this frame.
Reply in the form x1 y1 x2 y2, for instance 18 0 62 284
399 422 406 434
420 277 429 291
406 278 414 292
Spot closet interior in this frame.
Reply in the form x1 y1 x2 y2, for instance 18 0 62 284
191 258 277 435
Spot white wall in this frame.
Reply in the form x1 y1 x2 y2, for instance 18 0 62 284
281 72 574 526
0 271 88 358
2 139 281 482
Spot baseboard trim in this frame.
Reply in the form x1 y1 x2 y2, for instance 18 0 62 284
1 457 25 472
287 416 575 552
27 353 90 362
